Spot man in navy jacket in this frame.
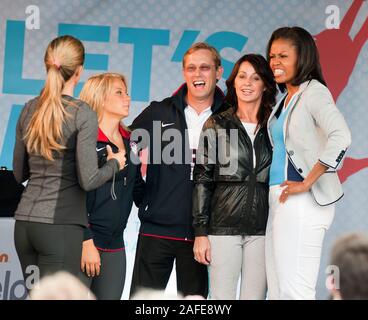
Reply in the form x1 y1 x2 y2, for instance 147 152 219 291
129 42 224 298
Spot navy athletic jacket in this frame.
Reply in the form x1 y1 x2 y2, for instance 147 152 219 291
84 126 145 251
129 84 224 241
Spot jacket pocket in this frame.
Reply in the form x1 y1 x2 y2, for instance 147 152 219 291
211 185 244 227
138 192 151 216
255 186 269 233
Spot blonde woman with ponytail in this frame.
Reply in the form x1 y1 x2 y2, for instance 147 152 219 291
12 36 126 287
78 73 145 300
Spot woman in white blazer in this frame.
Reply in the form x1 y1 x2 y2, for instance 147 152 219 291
265 26 351 300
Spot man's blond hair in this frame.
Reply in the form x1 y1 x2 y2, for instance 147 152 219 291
182 42 221 69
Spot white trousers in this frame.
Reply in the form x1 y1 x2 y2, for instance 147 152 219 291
265 185 335 300
208 235 267 300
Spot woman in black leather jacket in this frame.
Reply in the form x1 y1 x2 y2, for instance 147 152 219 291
192 54 276 300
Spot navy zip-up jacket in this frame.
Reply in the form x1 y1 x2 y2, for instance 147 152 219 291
84 126 145 250
129 84 224 241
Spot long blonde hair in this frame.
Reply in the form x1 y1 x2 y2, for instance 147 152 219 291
79 72 129 130
25 35 85 161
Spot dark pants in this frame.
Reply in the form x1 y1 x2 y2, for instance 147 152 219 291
82 249 126 300
130 234 208 298
14 220 84 286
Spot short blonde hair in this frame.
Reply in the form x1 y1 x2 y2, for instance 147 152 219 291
79 72 127 121
182 42 222 69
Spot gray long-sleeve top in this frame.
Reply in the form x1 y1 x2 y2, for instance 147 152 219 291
13 95 119 226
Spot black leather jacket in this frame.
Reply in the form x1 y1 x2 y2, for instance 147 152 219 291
192 106 272 236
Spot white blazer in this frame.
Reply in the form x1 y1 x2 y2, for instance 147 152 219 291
267 79 352 206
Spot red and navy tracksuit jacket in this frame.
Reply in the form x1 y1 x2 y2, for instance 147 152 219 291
84 126 145 251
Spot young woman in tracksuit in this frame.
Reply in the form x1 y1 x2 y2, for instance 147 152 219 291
79 73 145 300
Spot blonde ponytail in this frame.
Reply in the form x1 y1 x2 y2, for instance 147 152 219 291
25 35 85 161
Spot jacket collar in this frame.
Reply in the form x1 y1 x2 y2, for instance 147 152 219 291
296 79 313 94
269 79 313 121
222 106 266 131
97 126 130 142
171 83 225 114
284 79 313 114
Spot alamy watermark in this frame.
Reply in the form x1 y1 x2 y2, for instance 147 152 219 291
25 5 40 30
0 265 39 300
325 264 340 291
130 123 240 176
325 4 340 29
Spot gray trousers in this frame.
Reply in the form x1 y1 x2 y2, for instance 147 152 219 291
14 220 84 283
82 249 126 300
208 235 267 300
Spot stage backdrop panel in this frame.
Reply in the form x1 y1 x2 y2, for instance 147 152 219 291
0 0 367 299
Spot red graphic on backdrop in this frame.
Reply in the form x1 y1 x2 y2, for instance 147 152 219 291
315 0 368 101
338 157 368 183
315 0 368 183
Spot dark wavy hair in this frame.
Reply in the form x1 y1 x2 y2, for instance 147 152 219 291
266 26 326 92
225 54 277 129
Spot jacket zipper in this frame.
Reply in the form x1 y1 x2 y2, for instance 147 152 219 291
110 172 117 200
241 129 262 233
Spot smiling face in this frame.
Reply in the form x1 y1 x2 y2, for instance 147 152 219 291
102 79 130 120
234 61 265 106
183 49 223 107
269 38 298 86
